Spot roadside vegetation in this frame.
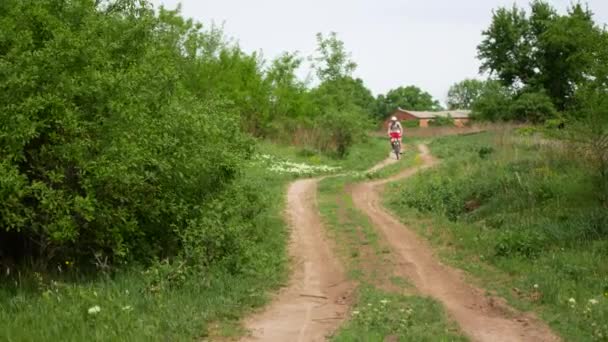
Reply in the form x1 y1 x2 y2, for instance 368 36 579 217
386 131 608 341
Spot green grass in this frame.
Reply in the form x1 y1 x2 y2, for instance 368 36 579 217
0 136 393 341
333 287 467 342
385 131 608 342
317 147 467 341
257 135 393 173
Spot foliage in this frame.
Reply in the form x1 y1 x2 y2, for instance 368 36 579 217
471 82 514 121
447 79 486 110
314 107 368 158
375 86 441 120
428 114 455 127
0 0 257 267
510 91 557 123
311 32 357 82
477 1 602 110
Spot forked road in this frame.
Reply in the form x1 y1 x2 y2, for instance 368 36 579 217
351 144 559 342
243 145 560 342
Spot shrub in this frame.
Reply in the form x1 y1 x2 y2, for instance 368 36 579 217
510 92 558 123
314 107 368 158
428 114 455 127
0 0 253 268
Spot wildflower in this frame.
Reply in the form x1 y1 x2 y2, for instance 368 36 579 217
568 298 576 307
122 305 133 312
352 310 360 315
589 299 599 305
533 284 539 289
380 299 389 305
88 305 101 315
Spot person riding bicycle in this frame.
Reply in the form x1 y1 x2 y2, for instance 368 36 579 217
387 116 403 147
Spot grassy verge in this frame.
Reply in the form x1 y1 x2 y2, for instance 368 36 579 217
317 147 467 341
257 135 391 173
385 131 608 342
0 136 392 341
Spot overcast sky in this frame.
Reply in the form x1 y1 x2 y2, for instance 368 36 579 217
151 0 607 104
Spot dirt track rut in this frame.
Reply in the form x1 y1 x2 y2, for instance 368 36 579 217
351 144 560 342
242 179 352 342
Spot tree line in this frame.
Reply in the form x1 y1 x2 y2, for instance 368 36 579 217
447 1 608 127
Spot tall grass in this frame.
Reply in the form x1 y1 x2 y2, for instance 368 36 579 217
387 130 608 341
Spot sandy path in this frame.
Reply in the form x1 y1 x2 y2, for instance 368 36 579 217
242 179 352 342
351 144 560 342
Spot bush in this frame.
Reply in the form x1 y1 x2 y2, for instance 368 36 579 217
314 107 368 158
428 114 455 127
510 92 557 123
471 82 513 121
0 0 253 267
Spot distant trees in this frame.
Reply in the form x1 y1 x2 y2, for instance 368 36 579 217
469 1 607 124
375 86 441 120
447 79 486 110
477 1 602 111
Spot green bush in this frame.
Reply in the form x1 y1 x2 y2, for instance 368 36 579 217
0 0 254 267
510 92 558 123
314 107 368 158
428 114 455 127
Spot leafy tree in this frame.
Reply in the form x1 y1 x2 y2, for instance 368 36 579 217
375 86 440 119
447 79 486 109
311 32 357 82
510 91 557 123
471 82 514 121
478 5 535 88
308 32 372 157
478 1 601 110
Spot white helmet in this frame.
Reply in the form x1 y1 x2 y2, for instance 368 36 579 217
391 116 398 121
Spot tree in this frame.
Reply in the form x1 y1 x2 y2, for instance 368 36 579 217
375 86 440 119
477 1 601 110
471 82 514 121
307 32 371 158
311 32 357 82
446 79 486 109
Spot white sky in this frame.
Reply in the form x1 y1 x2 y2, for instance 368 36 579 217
151 0 608 105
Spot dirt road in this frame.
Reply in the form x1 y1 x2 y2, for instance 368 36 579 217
242 179 352 342
242 145 559 342
351 144 560 342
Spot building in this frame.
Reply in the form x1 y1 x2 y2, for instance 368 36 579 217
385 108 471 128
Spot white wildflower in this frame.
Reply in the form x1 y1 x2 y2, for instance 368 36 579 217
533 284 539 289
589 299 599 305
122 305 133 311
88 305 101 315
352 310 360 315
380 299 389 305
568 298 576 306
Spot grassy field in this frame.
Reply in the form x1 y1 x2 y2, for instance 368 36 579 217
385 130 608 341
0 136 391 341
317 147 467 341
